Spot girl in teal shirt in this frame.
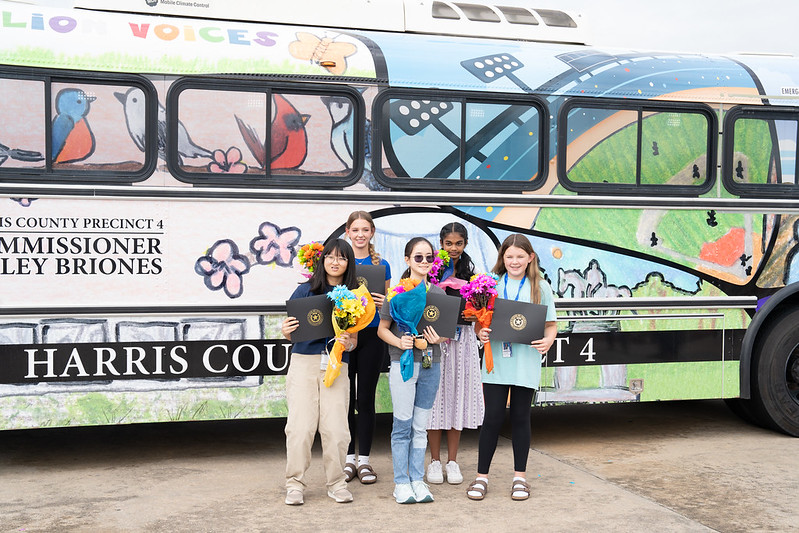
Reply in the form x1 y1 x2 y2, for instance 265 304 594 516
467 234 557 502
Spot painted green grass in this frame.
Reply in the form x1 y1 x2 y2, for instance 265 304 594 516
536 111 763 271
733 119 772 184
540 361 739 403
1 47 376 78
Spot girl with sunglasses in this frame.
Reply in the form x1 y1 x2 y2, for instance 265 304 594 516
377 237 446 504
342 211 392 485
467 234 557 502
281 238 359 506
426 222 484 486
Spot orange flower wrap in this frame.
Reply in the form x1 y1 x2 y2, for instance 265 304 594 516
323 285 376 387
463 305 495 373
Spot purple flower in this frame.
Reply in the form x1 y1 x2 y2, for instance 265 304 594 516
11 198 37 207
195 239 251 298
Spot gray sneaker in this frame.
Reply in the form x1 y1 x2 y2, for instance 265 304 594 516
285 489 304 505
426 460 444 484
411 480 434 503
327 487 353 503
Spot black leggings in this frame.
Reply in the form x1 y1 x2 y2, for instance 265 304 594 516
347 327 387 456
477 383 535 474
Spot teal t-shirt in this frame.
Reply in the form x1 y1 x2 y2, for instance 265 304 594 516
482 277 557 389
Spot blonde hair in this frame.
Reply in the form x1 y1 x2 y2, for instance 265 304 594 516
346 211 381 265
491 233 542 304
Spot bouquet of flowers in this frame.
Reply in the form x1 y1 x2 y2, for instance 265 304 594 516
428 249 450 285
324 284 375 386
387 278 428 381
297 242 324 279
386 277 421 302
460 273 500 373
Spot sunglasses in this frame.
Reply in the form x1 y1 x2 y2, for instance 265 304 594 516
412 254 435 263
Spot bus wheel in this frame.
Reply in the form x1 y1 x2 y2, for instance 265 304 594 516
751 309 799 437
724 398 766 428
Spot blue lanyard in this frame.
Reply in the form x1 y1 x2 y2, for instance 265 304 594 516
503 274 527 301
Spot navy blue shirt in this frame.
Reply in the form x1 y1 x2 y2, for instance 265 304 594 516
288 282 349 363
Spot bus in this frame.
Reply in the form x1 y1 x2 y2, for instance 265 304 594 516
1 0 798 436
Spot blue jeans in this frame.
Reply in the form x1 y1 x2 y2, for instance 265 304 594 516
389 360 441 484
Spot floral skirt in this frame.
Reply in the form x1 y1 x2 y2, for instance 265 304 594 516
427 324 484 431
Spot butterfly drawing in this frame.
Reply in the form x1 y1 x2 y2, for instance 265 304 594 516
289 32 357 76
250 221 301 267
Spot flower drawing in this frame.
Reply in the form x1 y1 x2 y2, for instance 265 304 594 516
207 147 248 174
195 239 251 299
250 221 301 267
11 198 36 207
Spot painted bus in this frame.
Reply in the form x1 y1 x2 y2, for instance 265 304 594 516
1 0 798 436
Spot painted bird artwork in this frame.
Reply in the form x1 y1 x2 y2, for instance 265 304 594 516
52 88 96 164
114 87 212 165
235 94 310 171
0 142 43 166
321 94 357 170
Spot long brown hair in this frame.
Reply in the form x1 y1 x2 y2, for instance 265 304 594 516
346 210 381 265
491 233 542 304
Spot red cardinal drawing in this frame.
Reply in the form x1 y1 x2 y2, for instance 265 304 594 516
236 94 310 171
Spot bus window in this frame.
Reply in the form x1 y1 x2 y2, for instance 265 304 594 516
169 81 361 186
383 97 462 180
0 78 45 171
564 107 638 186
640 111 710 186
51 81 149 174
559 98 716 195
375 89 547 190
464 102 541 182
724 107 799 196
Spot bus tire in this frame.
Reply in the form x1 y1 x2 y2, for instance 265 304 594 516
751 308 799 437
724 398 767 428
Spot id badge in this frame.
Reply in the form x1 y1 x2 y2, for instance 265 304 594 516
422 348 433 369
320 352 329 370
453 327 461 342
502 342 513 358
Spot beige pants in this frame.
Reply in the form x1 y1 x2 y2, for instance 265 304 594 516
285 353 350 492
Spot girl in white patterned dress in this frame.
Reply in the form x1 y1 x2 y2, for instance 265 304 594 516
426 222 484 485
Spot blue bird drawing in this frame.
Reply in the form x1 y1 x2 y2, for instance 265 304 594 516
114 87 212 165
52 88 96 164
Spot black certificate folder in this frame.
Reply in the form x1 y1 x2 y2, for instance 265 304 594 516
491 298 548 344
355 264 386 294
416 292 461 339
285 295 334 343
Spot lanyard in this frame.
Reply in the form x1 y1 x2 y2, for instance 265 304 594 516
503 274 527 301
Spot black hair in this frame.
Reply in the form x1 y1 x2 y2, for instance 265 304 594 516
400 237 435 279
309 238 357 293
440 222 475 281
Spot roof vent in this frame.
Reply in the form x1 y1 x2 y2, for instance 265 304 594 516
454 3 501 22
534 9 577 28
432 1 460 19
496 6 539 25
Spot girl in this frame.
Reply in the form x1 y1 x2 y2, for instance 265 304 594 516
467 234 557 502
377 237 445 504
281 238 359 506
343 211 391 485
426 222 484 486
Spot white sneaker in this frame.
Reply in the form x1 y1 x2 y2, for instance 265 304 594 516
411 480 434 503
426 460 444 484
285 489 304 505
327 487 353 503
445 461 463 484
393 483 417 504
